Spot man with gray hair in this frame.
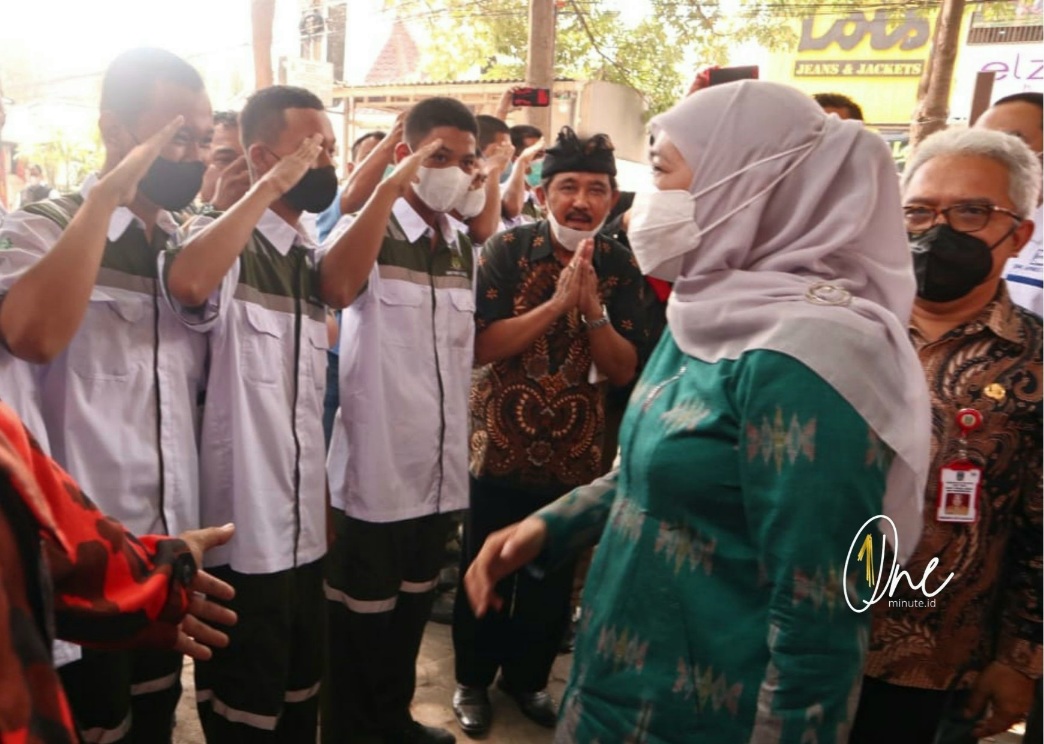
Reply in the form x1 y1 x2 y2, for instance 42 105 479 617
851 128 1042 743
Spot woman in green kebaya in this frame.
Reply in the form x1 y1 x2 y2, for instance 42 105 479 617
463 81 932 743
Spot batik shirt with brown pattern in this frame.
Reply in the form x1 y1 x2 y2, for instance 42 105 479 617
865 286 1042 690
470 221 647 495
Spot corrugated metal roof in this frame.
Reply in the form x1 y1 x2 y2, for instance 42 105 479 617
334 76 578 89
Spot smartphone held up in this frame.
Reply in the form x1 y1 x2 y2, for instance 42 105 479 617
512 87 552 107
707 66 760 87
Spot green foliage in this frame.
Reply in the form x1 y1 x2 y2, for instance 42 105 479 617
17 128 103 193
391 0 889 116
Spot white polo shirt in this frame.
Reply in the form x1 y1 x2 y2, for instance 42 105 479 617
326 198 475 523
0 178 206 537
0 348 83 670
1004 204 1043 317
164 210 327 574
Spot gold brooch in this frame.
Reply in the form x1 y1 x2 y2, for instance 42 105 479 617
984 383 1007 403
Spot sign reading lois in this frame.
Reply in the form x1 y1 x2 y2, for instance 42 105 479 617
799 10 931 52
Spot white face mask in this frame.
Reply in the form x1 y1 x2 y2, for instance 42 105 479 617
413 165 473 213
456 186 487 219
628 138 821 281
628 190 701 281
547 208 606 252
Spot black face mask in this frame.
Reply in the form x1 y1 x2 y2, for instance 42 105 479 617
137 156 205 211
909 224 997 303
283 166 338 214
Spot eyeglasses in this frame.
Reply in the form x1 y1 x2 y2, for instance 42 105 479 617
903 203 1022 234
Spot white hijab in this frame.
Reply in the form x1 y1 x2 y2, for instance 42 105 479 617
652 81 930 560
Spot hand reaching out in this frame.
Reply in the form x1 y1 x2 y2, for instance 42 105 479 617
464 517 548 618
175 523 237 661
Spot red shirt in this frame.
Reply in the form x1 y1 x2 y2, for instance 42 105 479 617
0 402 195 743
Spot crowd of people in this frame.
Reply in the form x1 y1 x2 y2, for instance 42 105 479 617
0 45 1039 744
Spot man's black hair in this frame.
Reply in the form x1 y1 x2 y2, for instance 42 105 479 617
993 92 1044 111
403 97 478 148
812 92 864 121
351 130 386 162
100 48 204 124
213 110 239 129
477 115 510 152
509 124 543 155
240 85 325 147
540 129 618 192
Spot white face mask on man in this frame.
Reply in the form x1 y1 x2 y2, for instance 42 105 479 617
413 165 474 213
628 139 819 281
547 208 606 252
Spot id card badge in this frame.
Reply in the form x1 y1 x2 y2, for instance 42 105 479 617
936 461 982 523
936 408 985 524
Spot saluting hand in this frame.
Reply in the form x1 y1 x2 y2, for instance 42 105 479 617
94 115 186 208
211 156 251 212
383 139 444 198
518 137 546 169
258 134 324 198
484 142 515 177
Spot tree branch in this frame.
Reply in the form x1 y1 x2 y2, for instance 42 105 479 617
566 0 648 103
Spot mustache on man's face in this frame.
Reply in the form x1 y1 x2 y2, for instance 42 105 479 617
565 209 593 224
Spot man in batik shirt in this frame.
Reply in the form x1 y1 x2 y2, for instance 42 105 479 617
451 127 646 737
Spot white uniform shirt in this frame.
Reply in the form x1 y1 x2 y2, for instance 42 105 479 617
326 198 475 523
164 210 328 574
1004 204 1043 317
0 350 82 670
0 178 205 536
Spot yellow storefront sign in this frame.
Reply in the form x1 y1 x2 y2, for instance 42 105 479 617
766 9 934 126
794 60 925 77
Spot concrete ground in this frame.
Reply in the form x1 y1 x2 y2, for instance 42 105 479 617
173 621 570 743
173 623 1024 743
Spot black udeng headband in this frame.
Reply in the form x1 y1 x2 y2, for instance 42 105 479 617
541 126 617 180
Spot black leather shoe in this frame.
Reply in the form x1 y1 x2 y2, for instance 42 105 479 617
391 720 456 744
496 679 557 728
452 684 492 737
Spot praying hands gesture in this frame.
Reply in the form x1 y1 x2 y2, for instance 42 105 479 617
551 239 598 317
576 239 604 321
